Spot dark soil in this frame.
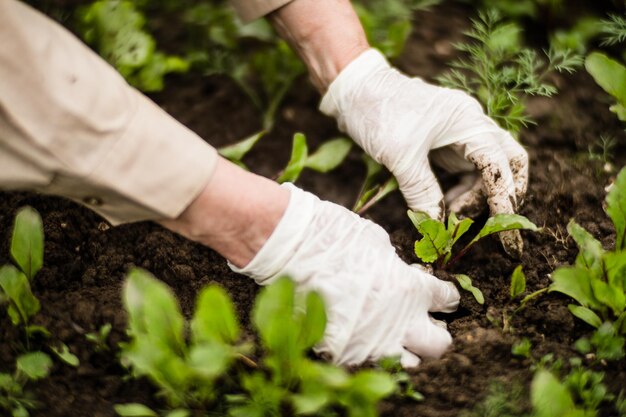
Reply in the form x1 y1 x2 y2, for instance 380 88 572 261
2 2 626 417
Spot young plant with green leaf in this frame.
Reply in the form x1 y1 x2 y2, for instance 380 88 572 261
117 269 397 417
549 166 626 335
0 352 53 417
437 9 581 135
77 0 190 92
0 207 46 344
355 0 440 58
276 133 353 183
408 211 539 267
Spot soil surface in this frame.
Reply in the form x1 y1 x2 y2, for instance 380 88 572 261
2 2 626 417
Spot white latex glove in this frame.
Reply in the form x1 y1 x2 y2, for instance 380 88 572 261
230 183 460 367
320 49 529 256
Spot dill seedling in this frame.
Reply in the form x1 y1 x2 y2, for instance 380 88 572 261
437 10 582 135
600 13 626 47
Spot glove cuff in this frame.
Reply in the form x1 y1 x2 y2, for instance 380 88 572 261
228 183 318 284
319 48 390 118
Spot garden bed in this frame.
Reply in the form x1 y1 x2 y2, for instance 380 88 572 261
1 2 625 417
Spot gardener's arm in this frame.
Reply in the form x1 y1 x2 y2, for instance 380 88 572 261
1 0 459 366
234 0 530 256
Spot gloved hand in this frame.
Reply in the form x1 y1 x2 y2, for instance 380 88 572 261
230 183 460 367
320 49 529 257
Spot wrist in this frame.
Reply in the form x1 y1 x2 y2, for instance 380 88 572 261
269 0 370 93
158 157 290 268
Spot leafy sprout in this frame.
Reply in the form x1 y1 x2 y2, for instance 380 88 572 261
118 270 396 417
549 166 626 335
408 211 539 268
600 13 626 47
437 9 582 135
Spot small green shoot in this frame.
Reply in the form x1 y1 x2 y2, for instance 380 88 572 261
77 0 189 92
455 274 485 305
510 265 526 299
437 10 582 135
511 337 532 359
85 323 112 352
119 270 396 416
378 356 424 402
409 211 539 267
549 167 626 335
218 131 265 170
277 133 352 183
51 343 80 368
575 322 625 362
0 352 52 417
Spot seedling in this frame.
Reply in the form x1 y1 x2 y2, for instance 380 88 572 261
511 337 532 359
218 131 265 170
509 265 526 300
549 167 626 334
0 352 53 417
378 357 424 402
355 0 441 58
408 211 539 267
455 274 485 305
117 270 396 417
0 207 49 348
276 133 352 183
85 323 112 352
585 52 626 122
77 0 189 92
575 322 625 362
437 10 582 135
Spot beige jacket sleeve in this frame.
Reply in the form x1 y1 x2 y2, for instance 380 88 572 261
229 0 295 23
0 0 218 225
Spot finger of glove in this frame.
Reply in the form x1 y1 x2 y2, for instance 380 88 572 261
400 349 421 369
498 132 529 207
430 146 475 174
409 265 460 313
398 160 444 220
446 174 486 219
464 137 524 258
403 317 453 359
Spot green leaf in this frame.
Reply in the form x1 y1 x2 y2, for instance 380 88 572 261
165 410 190 417
567 220 605 274
585 52 626 121
591 279 625 316
277 133 308 183
349 370 397 401
412 216 451 264
550 266 600 310
16 352 52 380
455 274 485 305
531 370 576 417
299 291 327 349
10 207 44 280
291 390 330 415
510 265 526 299
0 265 40 325
253 277 296 351
511 337 532 358
114 403 158 417
469 214 539 246
604 251 626 291
568 305 602 328
218 131 265 162
51 343 80 367
191 284 240 345
123 268 185 356
606 167 626 250
188 343 233 380
447 212 474 246
305 138 352 173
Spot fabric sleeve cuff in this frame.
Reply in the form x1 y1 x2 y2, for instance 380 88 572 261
230 0 294 23
319 48 390 118
79 90 219 225
228 183 318 283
